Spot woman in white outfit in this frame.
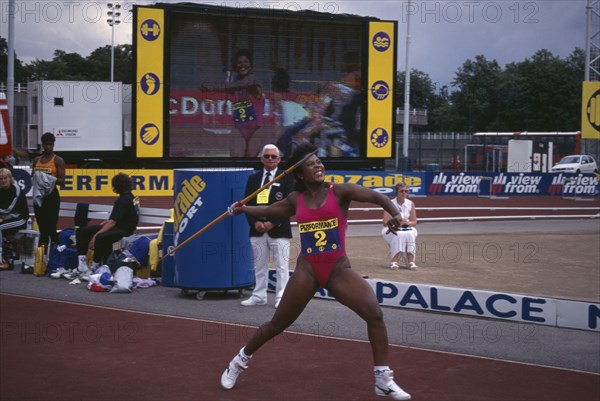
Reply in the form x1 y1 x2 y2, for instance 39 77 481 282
381 183 418 270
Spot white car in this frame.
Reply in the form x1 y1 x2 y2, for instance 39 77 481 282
550 155 598 174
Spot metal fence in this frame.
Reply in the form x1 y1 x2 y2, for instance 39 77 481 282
395 132 600 172
394 131 471 171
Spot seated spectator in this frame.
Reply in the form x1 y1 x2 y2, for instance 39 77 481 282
65 173 139 280
0 168 29 268
381 183 418 270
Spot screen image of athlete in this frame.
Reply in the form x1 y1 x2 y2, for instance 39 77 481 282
223 142 411 400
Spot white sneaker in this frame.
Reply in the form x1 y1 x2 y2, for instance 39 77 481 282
64 268 92 280
407 262 418 270
375 369 411 400
241 297 267 306
63 269 81 280
390 262 400 270
221 351 250 390
50 267 68 279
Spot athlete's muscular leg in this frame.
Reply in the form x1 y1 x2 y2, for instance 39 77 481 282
328 266 390 366
243 258 318 355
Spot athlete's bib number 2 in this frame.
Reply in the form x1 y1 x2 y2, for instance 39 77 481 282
306 230 338 254
300 221 342 256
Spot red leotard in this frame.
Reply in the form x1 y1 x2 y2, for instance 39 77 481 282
296 185 347 287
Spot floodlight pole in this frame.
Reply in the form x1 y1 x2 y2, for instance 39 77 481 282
402 0 412 161
7 0 15 136
107 3 121 82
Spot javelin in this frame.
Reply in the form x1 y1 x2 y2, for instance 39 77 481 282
160 149 318 261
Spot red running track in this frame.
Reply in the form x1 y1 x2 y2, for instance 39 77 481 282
1 294 598 401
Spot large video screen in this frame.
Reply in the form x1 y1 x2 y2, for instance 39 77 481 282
168 10 364 159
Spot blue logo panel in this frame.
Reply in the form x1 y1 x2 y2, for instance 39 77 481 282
140 123 160 145
140 19 161 41
372 32 391 52
371 80 390 100
370 128 389 148
141 72 161 95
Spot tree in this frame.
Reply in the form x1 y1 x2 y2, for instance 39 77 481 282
21 44 133 83
427 85 458 131
566 47 585 73
86 44 133 83
0 36 30 84
449 55 502 132
25 49 90 81
495 49 583 131
396 68 437 110
396 68 457 131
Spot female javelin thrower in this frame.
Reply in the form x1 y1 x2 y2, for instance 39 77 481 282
222 143 411 400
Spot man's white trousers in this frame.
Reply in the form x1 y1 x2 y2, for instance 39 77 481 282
249 235 290 302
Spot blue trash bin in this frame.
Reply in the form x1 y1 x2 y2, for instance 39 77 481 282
172 168 254 291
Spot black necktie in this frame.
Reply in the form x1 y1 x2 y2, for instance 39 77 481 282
262 171 271 186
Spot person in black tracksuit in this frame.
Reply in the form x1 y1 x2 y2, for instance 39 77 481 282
65 173 139 279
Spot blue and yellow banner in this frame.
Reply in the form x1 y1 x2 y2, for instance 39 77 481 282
52 169 423 197
581 81 600 140
366 21 395 158
18 169 598 198
136 7 165 157
60 169 173 197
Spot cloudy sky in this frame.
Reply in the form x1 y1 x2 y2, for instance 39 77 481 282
0 0 588 87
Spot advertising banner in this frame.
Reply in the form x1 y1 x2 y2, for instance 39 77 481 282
304 275 600 332
14 169 600 198
326 171 426 195
427 172 599 197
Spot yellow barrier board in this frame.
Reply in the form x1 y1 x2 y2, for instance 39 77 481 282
61 169 173 197
58 170 422 197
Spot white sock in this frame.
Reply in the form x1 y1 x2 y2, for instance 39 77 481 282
374 366 391 377
238 347 252 363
